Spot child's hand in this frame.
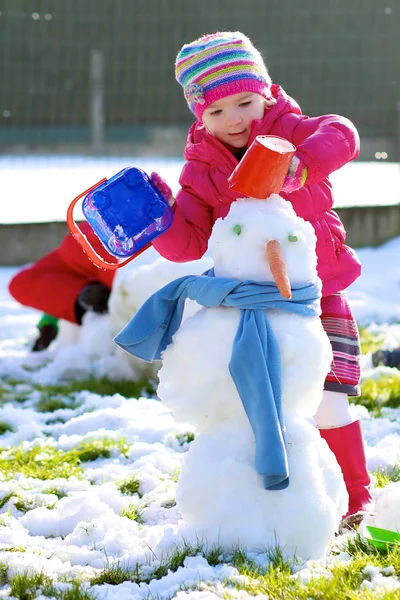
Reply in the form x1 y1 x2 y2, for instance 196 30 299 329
281 156 308 194
151 172 175 207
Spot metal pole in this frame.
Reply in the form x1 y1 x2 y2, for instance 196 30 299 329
90 49 105 155
397 99 400 166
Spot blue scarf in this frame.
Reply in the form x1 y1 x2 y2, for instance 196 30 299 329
114 269 321 490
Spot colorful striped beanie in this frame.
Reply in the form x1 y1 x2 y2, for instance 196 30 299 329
175 31 272 120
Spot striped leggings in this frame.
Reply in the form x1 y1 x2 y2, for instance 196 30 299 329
320 292 361 397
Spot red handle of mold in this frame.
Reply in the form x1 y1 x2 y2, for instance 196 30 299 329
66 179 152 271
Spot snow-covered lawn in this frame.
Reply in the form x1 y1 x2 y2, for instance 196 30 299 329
0 233 400 598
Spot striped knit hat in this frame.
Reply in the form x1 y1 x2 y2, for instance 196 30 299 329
175 31 272 120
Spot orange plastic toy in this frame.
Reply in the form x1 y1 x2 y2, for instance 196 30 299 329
228 135 296 199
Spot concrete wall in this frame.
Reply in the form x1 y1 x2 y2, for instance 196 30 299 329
1 204 399 266
336 205 400 249
1 221 71 266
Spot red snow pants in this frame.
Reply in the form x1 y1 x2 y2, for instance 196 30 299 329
8 222 116 323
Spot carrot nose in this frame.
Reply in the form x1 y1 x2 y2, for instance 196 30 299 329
265 240 292 299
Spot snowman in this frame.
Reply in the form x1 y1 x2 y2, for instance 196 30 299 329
115 195 348 560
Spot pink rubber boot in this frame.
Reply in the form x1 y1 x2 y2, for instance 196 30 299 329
319 420 374 530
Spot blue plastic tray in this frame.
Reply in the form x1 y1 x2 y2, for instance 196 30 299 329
82 167 173 257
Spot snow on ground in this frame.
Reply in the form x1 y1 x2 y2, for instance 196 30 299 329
1 156 399 223
0 233 400 595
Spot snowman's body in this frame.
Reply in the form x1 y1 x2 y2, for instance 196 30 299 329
158 196 348 559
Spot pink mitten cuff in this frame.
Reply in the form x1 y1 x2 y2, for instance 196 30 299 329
150 172 175 207
281 156 308 194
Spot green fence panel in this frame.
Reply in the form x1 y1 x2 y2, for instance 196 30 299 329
1 0 399 153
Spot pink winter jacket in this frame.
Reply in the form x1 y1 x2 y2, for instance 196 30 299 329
152 84 361 297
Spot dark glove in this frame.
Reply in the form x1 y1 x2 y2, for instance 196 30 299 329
32 324 58 352
76 281 111 314
372 348 400 369
32 314 59 352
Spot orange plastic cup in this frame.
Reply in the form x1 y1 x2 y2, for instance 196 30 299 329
228 135 296 199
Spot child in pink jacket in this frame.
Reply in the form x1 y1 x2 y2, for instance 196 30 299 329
150 31 372 528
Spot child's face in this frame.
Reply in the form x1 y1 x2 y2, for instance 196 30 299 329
202 92 265 151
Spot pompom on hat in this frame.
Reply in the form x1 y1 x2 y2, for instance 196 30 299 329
175 31 272 120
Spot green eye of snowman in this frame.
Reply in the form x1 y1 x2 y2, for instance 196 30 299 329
288 233 298 242
233 224 242 235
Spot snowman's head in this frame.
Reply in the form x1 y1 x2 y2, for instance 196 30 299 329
210 196 319 294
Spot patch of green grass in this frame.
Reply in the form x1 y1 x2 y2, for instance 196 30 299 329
0 437 131 481
230 545 257 572
0 420 14 435
172 535 400 600
151 539 211 581
13 496 37 513
117 475 141 496
121 503 144 523
0 381 81 413
175 431 195 445
0 443 83 480
8 571 96 600
224 557 387 599
9 493 58 513
344 531 385 557
42 486 68 499
204 545 223 567
4 535 400 599
90 560 141 587
355 375 400 414
359 327 387 355
373 464 400 488
302 555 400 599
0 382 33 404
231 563 296 599
56 582 96 600
0 492 14 509
74 437 130 462
10 570 54 600
0 563 7 585
265 544 300 572
91 539 222 587
35 395 82 413
221 535 400 600
33 376 157 400
221 543 297 589
170 469 180 483
0 376 156 419
55 581 96 600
